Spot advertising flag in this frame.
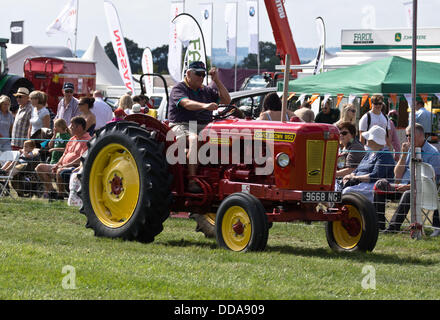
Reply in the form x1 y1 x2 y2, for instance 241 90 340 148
199 3 213 57
141 47 154 96
10 21 24 44
313 17 326 75
173 13 207 85
246 0 259 54
104 0 135 94
46 0 78 36
225 2 237 57
168 1 185 83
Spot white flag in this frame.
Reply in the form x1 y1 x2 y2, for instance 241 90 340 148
225 2 237 57
104 0 135 94
168 1 185 83
141 47 154 96
246 0 258 54
46 0 78 36
313 17 326 75
173 13 207 84
200 3 213 57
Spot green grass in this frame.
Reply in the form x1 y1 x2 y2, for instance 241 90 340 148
0 198 439 300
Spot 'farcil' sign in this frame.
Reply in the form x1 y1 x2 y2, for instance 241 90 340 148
341 28 440 50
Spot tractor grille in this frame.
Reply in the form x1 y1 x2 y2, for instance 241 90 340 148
306 140 338 185
306 140 324 185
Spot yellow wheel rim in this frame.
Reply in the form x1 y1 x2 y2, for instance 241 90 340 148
89 143 140 228
332 205 363 249
221 206 252 252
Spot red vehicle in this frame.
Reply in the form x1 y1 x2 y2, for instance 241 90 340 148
23 57 96 114
79 106 378 253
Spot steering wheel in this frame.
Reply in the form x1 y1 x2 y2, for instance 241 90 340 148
213 104 243 120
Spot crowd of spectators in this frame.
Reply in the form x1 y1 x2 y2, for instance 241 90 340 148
0 83 156 203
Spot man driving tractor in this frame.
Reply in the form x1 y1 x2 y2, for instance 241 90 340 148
168 61 231 193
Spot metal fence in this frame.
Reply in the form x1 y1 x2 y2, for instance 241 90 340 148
1 137 439 234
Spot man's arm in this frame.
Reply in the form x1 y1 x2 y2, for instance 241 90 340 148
179 99 218 111
394 142 410 182
209 67 231 104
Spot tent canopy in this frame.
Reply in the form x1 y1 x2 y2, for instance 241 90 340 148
279 56 440 96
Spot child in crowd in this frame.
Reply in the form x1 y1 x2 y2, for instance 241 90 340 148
48 119 71 165
0 139 39 176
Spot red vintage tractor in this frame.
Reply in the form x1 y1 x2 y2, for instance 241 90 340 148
80 106 378 253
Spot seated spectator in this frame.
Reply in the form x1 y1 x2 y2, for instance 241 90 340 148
374 123 440 234
315 98 340 124
110 108 127 123
119 94 134 115
35 117 91 201
0 95 14 152
294 100 315 123
48 119 71 165
258 92 295 121
133 94 151 114
335 104 356 127
78 97 97 135
0 139 39 177
341 125 395 203
335 122 365 178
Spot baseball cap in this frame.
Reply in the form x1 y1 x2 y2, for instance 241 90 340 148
188 61 206 72
13 87 30 96
362 125 386 146
63 82 75 91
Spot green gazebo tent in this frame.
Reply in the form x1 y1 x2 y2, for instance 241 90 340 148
279 56 440 96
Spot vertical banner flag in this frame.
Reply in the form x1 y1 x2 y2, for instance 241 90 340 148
173 13 208 85
141 47 154 96
225 2 237 57
104 0 135 94
246 0 259 54
168 1 185 83
10 21 24 44
199 3 213 57
46 0 78 36
348 94 357 105
403 1 413 28
313 17 326 75
336 94 344 107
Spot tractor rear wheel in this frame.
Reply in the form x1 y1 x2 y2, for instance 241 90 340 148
80 121 172 243
325 192 378 252
216 192 268 252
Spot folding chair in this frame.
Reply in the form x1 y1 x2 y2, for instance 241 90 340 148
0 150 20 197
417 162 440 228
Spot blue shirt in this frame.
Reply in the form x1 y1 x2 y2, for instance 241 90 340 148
353 148 395 183
402 141 440 184
409 107 432 134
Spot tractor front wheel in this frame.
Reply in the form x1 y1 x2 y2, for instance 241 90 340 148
216 192 268 252
325 193 378 252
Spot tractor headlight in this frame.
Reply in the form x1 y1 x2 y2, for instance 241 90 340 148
276 153 290 168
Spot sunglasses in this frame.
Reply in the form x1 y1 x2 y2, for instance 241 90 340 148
348 109 356 113
406 134 411 138
194 71 206 77
64 90 74 94
372 101 383 105
340 131 349 136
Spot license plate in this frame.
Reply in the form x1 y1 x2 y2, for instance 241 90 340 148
302 191 342 203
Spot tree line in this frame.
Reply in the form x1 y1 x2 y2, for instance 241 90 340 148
104 39 280 74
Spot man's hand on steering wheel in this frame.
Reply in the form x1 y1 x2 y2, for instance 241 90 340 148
203 102 219 111
213 104 241 120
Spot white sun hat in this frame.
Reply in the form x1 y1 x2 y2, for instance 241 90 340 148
361 125 386 146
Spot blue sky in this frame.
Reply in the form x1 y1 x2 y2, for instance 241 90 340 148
1 0 439 51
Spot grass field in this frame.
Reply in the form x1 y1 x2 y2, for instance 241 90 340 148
0 198 439 300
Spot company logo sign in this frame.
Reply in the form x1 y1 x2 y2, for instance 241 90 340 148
249 6 255 17
395 32 402 42
353 32 374 44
